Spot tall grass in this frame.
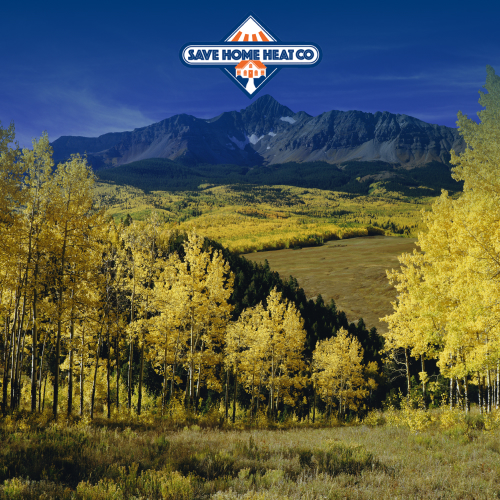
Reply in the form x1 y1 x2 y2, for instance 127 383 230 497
2 405 500 499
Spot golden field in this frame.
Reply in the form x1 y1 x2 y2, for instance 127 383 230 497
243 236 418 334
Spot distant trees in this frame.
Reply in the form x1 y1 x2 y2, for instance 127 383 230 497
382 66 500 411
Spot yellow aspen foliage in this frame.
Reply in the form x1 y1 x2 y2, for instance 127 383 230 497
225 288 306 416
146 250 188 410
313 328 368 417
225 303 268 417
176 232 234 407
381 66 500 402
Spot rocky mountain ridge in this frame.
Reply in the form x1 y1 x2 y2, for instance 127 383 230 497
51 95 465 169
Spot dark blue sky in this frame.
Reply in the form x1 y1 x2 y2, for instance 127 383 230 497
2 0 499 149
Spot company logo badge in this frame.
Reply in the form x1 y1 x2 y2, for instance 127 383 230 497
180 13 322 98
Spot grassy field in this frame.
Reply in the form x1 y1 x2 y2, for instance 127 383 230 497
2 409 500 499
243 236 418 334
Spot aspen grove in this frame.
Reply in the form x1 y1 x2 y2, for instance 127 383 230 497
382 66 500 413
0 130 374 420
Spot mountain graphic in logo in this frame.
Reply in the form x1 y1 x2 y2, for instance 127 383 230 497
180 13 321 97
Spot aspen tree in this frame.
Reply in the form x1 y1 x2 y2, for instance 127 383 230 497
21 135 54 412
47 154 103 420
108 222 128 411
227 289 306 418
122 221 141 410
175 232 233 411
381 66 500 407
146 250 187 412
224 303 268 420
225 315 246 423
124 212 162 415
0 132 53 412
264 289 306 416
313 328 368 418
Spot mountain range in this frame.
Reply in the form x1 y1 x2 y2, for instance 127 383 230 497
51 95 465 169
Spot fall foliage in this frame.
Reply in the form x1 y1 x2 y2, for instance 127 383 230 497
382 66 500 412
0 130 378 420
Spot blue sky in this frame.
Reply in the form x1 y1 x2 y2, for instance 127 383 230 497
2 0 499 149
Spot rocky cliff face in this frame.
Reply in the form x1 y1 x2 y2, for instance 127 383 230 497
51 95 465 168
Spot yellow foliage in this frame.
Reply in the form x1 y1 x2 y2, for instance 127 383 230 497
313 328 369 417
381 66 500 393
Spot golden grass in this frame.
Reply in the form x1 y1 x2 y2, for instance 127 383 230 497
243 235 418 334
2 407 500 499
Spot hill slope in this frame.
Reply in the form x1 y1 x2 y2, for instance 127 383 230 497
96 158 463 196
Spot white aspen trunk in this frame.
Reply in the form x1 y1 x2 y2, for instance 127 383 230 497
495 360 500 410
31 277 38 412
170 330 182 401
42 369 48 412
67 294 75 416
478 372 483 414
464 376 469 413
80 326 85 416
195 362 201 413
106 321 111 419
456 378 461 409
189 320 194 409
137 340 144 415
162 346 168 415
450 377 454 410
256 372 263 415
250 373 255 421
17 327 27 409
405 348 411 397
270 348 275 417
90 332 102 419
482 375 486 414
224 369 229 420
54 218 69 421
37 334 47 412
421 355 426 404
312 382 316 423
9 287 21 410
115 291 120 411
487 370 492 413
232 367 238 423
2 315 12 413
13 292 27 409
128 264 135 411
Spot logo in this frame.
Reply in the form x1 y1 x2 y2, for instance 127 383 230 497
180 13 322 98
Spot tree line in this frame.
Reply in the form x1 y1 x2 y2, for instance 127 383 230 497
0 129 383 420
97 157 462 197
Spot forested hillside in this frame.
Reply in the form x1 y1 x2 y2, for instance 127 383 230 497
0 128 386 421
97 158 463 197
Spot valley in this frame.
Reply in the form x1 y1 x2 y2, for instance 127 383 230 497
95 181 429 253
